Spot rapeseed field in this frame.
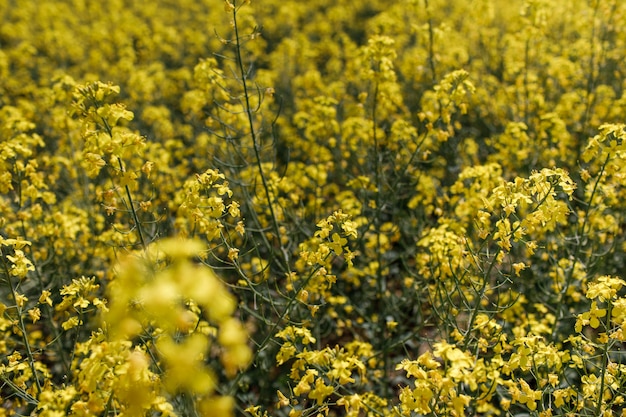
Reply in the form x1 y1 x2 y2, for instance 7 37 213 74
1 1 626 416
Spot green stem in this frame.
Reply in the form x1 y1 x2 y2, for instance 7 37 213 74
1 248 42 394
117 158 147 250
370 81 391 395
553 153 610 339
594 300 612 417
423 0 437 83
227 260 328 396
99 115 147 251
231 2 288 271
462 247 501 350
19 219 72 376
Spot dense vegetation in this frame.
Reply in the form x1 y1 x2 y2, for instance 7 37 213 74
1 0 626 416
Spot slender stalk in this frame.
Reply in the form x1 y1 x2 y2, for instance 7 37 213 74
552 153 610 339
581 0 601 136
370 81 391 395
227 260 328 396
523 37 531 126
99 116 147 251
1 248 42 394
594 300 612 417
19 215 72 376
117 158 147 250
424 0 437 83
231 2 288 270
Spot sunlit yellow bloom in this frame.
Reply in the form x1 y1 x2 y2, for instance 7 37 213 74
308 377 334 405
